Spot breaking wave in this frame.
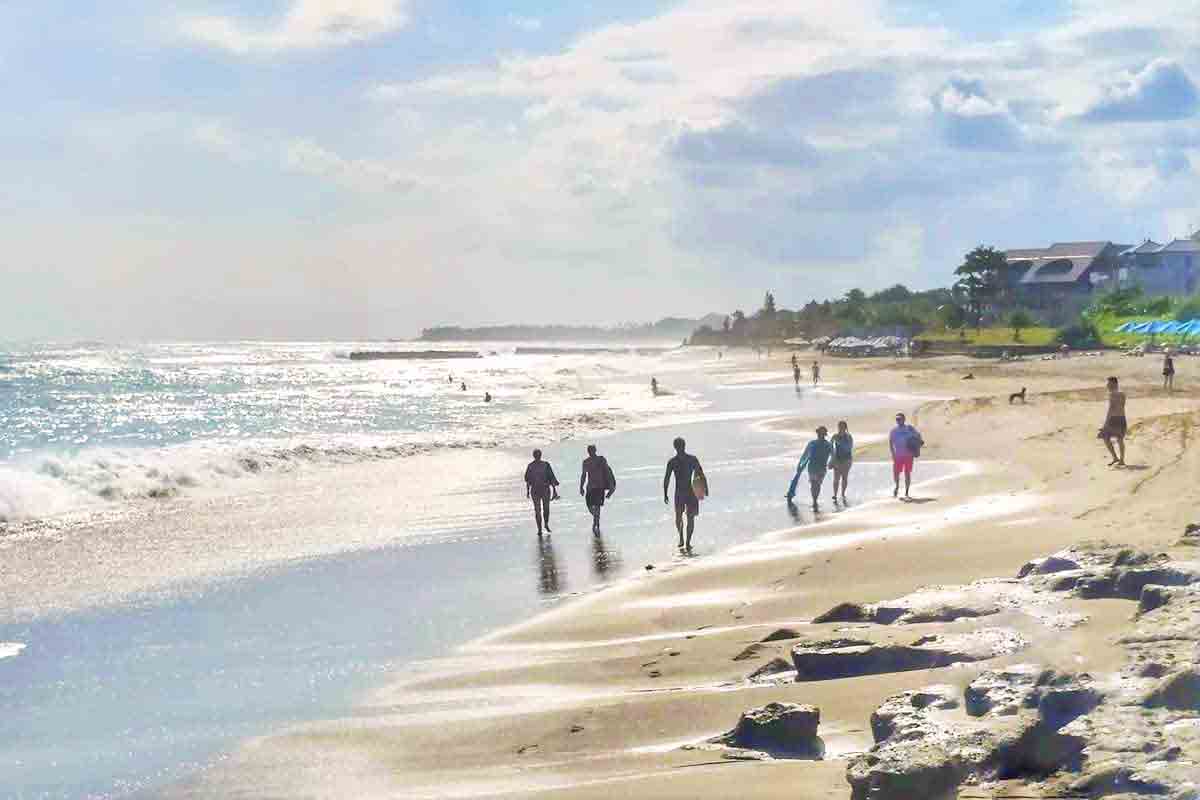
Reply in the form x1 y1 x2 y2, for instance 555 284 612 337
0 408 652 525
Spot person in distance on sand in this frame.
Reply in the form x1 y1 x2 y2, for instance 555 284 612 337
1100 376 1127 467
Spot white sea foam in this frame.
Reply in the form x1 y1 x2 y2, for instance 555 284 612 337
0 642 26 660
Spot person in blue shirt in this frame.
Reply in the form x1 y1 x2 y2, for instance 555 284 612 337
786 426 834 512
830 420 854 506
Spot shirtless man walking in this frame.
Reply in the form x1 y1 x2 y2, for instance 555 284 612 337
524 449 560 536
1101 376 1127 467
580 444 616 534
663 437 708 550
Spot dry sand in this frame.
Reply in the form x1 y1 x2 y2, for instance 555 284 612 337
168 351 1200 799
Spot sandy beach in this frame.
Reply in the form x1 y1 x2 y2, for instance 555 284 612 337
163 351 1200 799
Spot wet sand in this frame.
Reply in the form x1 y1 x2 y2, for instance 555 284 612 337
164 352 1200 799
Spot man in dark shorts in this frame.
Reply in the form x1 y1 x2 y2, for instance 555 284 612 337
663 437 707 550
580 444 616 534
524 449 560 536
1101 376 1127 467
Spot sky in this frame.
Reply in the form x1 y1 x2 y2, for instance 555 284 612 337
2 0 1199 340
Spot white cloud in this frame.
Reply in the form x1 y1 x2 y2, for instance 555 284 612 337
180 0 409 55
16 0 1200 339
350 0 1200 321
508 15 542 32
192 120 253 162
1080 59 1199 122
282 138 416 191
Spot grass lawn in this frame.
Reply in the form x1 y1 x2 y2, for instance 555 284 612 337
916 327 1058 347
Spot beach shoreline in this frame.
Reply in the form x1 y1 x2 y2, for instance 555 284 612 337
160 350 1200 799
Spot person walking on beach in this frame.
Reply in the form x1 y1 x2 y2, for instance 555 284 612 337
1100 376 1127 467
1164 352 1176 392
651 377 659 396
811 361 821 386
664 437 707 550
580 444 616 534
791 353 799 370
525 449 560 536
786 426 834 513
889 413 923 499
793 363 802 387
830 420 854 505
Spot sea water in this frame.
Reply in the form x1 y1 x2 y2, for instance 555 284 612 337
0 342 698 523
0 342 945 798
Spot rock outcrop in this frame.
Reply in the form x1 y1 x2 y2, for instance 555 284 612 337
847 668 1098 800
791 628 1027 682
712 702 823 758
838 542 1200 799
746 657 794 682
1018 542 1200 601
810 576 1083 630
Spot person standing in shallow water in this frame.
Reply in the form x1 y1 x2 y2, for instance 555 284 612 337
524 449 559 536
786 426 833 513
663 437 707 551
580 444 616 534
830 420 854 505
1101 376 1127 467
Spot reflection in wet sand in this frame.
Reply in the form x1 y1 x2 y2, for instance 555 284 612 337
590 532 622 580
537 537 564 595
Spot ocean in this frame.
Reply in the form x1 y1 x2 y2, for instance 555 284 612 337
0 342 698 524
0 341 944 798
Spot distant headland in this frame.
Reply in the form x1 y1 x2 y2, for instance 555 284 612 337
418 315 725 343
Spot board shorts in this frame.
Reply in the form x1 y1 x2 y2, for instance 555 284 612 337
892 454 914 479
675 494 700 517
586 488 607 507
831 457 852 473
808 469 828 485
1101 416 1127 438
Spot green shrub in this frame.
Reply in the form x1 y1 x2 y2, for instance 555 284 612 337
1056 319 1101 348
1143 295 1173 315
1008 309 1036 341
1175 297 1200 321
